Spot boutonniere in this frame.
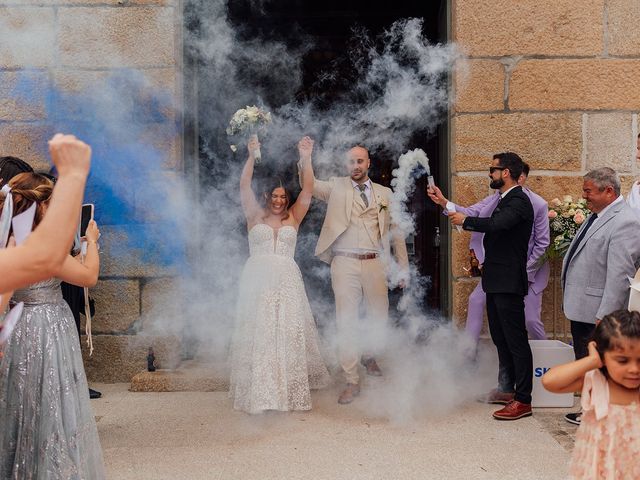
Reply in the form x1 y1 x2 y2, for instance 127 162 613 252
378 197 388 212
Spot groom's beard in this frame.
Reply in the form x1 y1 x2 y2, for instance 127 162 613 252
350 170 368 182
490 177 505 190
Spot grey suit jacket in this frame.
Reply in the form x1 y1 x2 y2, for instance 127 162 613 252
562 199 640 324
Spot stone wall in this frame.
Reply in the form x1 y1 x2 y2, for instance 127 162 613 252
0 0 183 381
4 1 639 381
451 0 640 338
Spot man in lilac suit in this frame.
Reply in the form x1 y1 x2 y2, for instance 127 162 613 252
428 163 550 346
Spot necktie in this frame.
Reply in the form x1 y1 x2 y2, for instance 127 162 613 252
357 184 369 208
563 213 597 281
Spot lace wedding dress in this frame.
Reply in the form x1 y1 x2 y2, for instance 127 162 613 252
0 278 105 479
229 224 331 414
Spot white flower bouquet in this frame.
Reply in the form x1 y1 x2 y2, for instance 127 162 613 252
545 195 590 260
226 106 272 163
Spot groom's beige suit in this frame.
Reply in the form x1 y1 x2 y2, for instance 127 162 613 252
311 175 408 384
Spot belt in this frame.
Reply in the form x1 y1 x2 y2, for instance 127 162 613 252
334 252 379 260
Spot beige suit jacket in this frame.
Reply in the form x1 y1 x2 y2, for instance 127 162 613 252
311 176 409 270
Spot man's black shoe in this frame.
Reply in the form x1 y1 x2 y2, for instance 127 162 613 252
564 412 581 425
89 388 102 399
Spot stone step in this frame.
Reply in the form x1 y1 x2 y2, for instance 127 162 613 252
130 360 229 392
82 333 182 384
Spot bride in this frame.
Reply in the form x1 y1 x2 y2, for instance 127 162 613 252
229 135 331 414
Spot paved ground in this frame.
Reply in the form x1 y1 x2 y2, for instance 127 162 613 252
93 383 576 480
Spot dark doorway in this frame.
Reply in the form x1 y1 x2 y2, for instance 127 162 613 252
184 0 451 316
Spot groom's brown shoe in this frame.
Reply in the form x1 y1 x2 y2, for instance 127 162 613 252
361 357 382 376
338 383 360 404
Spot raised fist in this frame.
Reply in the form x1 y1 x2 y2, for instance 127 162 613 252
48 134 91 178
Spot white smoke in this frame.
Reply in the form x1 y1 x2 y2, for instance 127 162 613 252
1 0 496 423
390 148 432 235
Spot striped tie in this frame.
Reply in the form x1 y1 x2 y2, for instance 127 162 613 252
357 184 369 207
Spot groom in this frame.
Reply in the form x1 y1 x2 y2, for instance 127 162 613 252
301 145 408 404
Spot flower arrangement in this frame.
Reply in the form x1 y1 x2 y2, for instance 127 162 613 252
226 106 272 163
545 195 590 259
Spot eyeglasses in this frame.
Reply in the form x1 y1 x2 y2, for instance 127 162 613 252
489 166 506 174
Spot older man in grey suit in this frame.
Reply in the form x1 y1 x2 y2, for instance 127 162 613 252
562 166 640 424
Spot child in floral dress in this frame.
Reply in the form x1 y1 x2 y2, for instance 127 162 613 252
542 309 640 479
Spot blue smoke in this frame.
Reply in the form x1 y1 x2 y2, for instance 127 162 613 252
33 69 188 270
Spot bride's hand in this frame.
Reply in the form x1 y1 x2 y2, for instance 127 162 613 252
297 136 314 160
247 136 260 160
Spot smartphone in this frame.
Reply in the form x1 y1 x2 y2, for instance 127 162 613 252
80 204 94 238
427 175 436 189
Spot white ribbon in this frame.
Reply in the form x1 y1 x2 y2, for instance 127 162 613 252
0 185 37 345
0 184 37 247
250 133 262 164
12 202 37 246
83 286 93 356
0 184 14 248
80 240 94 356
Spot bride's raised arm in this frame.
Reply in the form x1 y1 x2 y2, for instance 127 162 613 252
291 136 314 224
240 136 263 227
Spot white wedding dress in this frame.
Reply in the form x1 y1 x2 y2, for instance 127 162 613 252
229 224 331 414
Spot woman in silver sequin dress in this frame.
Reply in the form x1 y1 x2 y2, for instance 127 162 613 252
0 173 105 479
229 136 331 414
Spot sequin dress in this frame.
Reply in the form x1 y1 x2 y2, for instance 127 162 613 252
229 224 331 414
570 369 640 479
0 278 105 479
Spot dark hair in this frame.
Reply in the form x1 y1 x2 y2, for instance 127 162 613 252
0 156 33 187
0 172 54 230
493 152 524 181
522 162 530 177
37 171 58 184
260 179 290 220
592 310 640 376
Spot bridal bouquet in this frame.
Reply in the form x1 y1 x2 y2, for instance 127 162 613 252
545 195 590 260
226 106 272 163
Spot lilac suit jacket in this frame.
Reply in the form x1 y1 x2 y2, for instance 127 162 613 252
446 192 500 264
523 188 550 294
449 188 550 294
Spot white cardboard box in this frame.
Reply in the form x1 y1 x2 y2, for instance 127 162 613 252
530 340 575 408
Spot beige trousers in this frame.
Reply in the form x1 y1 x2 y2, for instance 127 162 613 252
330 255 389 384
